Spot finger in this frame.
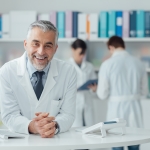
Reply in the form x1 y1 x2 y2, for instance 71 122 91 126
35 112 42 116
39 126 55 136
44 127 56 136
37 119 49 127
41 132 55 138
36 117 55 128
34 112 49 120
34 113 49 121
36 117 55 127
46 117 55 122
43 121 55 129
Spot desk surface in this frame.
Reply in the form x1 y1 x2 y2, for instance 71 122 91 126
0 127 150 150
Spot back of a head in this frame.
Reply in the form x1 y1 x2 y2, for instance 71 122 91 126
71 39 87 55
107 36 125 49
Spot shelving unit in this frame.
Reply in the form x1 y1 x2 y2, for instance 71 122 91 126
0 38 76 43
1 38 150 42
89 38 150 42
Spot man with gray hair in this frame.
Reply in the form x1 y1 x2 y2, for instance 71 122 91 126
0 20 77 138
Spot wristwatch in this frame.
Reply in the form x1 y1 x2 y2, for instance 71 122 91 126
54 121 60 134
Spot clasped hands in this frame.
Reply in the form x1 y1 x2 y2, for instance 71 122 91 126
29 112 56 138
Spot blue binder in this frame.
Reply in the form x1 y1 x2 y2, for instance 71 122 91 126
0 15 2 38
72 12 79 38
136 10 144 37
129 11 136 37
100 11 108 37
57 12 65 38
145 11 150 37
108 11 116 37
116 11 123 37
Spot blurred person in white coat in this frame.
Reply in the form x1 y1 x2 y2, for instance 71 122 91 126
97 36 148 150
68 39 97 127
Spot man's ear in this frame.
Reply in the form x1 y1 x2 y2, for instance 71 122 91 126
24 40 27 51
109 45 114 50
54 44 58 53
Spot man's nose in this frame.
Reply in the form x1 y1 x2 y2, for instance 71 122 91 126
37 46 45 55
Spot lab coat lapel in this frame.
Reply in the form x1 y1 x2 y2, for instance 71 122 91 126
69 58 82 74
37 58 58 107
81 60 86 70
17 52 37 107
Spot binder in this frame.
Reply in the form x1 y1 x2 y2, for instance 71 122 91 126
116 11 123 37
108 11 116 37
10 11 37 38
136 10 144 37
0 15 2 38
123 11 129 38
88 13 98 39
129 11 136 37
38 13 49 21
50 11 57 27
65 11 73 38
57 11 65 38
2 14 10 38
72 12 79 38
78 13 87 39
144 11 150 37
148 73 150 93
100 11 108 37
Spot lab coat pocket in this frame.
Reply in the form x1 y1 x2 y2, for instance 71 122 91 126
50 99 62 117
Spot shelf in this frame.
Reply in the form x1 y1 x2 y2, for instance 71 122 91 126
89 38 150 42
0 38 76 43
1 38 150 42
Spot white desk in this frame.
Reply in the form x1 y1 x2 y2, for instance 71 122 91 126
0 127 150 150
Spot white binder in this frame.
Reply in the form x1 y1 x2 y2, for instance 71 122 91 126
78 13 87 40
88 13 98 39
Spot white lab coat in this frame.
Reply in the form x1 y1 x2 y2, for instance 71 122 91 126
97 50 148 128
68 58 97 127
0 52 77 134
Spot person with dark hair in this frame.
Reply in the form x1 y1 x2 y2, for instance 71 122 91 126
68 39 97 127
97 36 148 150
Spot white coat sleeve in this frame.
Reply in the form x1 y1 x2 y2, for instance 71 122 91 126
0 66 32 134
96 62 110 100
55 67 77 133
140 66 149 98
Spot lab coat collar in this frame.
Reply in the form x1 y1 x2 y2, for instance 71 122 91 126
17 52 58 107
69 57 86 70
26 55 51 79
112 50 129 58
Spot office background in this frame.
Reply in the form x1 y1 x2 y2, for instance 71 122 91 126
0 0 150 149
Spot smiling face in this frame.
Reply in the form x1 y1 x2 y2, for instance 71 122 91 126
24 27 58 71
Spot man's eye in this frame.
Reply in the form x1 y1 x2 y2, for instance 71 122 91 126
45 45 51 48
33 43 39 46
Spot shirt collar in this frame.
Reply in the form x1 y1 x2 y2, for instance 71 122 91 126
26 55 51 78
112 50 129 57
